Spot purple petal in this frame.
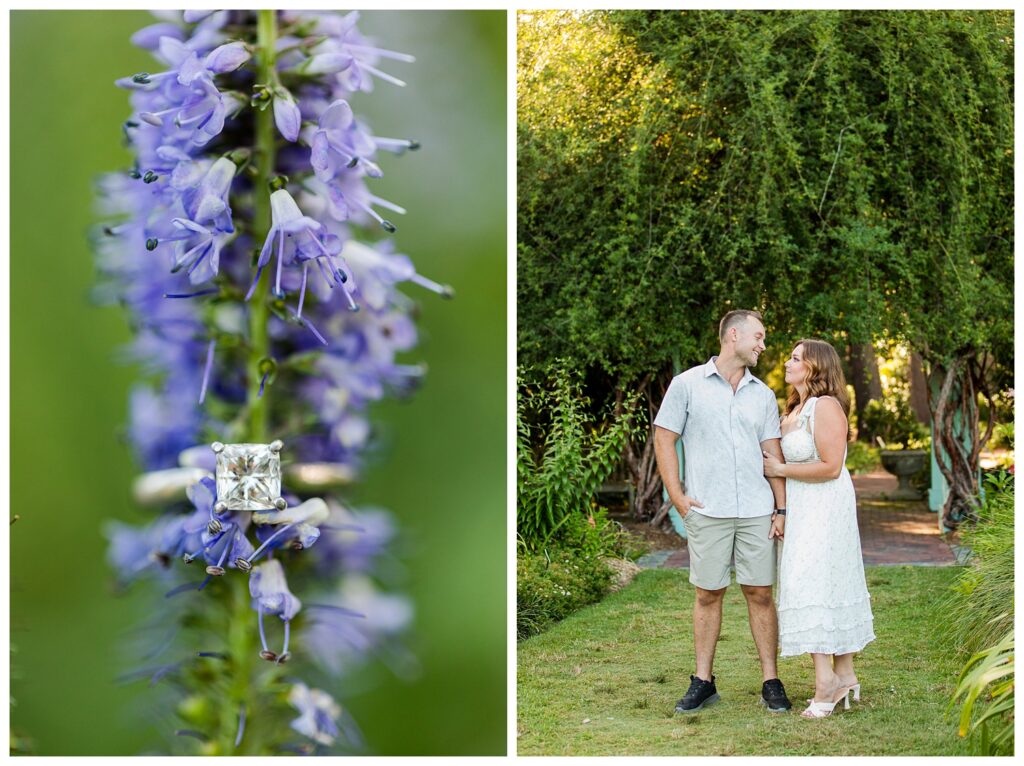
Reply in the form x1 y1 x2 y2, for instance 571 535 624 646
311 131 331 180
256 226 277 268
205 41 250 74
319 99 354 131
305 52 353 75
274 97 301 142
157 35 190 68
183 10 215 23
177 53 207 86
131 23 184 50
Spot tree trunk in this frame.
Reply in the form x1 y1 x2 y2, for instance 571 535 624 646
908 351 930 424
848 342 883 441
926 352 995 530
619 366 674 520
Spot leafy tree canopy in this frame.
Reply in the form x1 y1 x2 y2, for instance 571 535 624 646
518 10 1013 386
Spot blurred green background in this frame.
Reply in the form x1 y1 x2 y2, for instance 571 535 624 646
10 10 506 756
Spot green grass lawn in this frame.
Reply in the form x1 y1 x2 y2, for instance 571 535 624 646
517 566 972 756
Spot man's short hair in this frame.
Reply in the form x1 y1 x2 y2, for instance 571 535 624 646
719 310 763 343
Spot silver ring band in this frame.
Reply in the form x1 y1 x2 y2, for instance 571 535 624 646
283 462 357 493
132 463 357 507
132 467 212 507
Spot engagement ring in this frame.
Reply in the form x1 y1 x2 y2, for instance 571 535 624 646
212 440 286 512
132 440 357 508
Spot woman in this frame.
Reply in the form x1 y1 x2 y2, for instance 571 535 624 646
762 339 875 718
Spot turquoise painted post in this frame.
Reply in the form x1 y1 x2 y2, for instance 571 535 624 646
929 370 951 533
929 422 949 513
665 356 687 539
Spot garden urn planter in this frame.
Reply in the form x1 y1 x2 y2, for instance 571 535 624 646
879 449 929 500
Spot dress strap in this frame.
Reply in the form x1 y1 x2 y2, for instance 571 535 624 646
804 396 819 434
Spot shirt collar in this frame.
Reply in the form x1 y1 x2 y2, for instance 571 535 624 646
704 356 756 388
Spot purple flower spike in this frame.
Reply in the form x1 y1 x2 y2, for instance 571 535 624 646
100 11 434 751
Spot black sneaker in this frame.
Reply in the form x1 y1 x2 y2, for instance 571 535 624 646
760 678 792 712
674 674 720 714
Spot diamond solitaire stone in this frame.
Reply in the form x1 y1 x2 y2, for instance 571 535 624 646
215 443 282 511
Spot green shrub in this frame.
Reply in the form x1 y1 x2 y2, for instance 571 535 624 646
945 475 1014 755
947 476 1014 657
845 441 880 474
557 505 647 561
989 420 1014 450
861 395 930 449
517 362 640 549
517 546 614 640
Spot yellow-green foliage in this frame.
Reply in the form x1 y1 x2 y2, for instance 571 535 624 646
517 547 614 640
517 362 641 547
948 626 1013 756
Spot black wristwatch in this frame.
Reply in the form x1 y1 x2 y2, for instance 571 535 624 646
774 508 787 516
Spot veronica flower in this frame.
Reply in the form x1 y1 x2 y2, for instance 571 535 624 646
315 502 397 574
288 683 344 747
311 99 383 182
106 516 181 584
128 381 203 469
303 576 412 677
250 559 301 661
249 497 329 557
182 156 236 231
247 188 355 317
165 218 227 284
175 77 240 146
342 239 454 307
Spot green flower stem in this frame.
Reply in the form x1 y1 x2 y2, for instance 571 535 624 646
248 8 277 445
213 10 279 755
218 575 257 753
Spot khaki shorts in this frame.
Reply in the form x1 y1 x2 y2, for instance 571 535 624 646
683 511 776 590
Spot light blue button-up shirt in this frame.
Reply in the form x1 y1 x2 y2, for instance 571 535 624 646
653 357 782 519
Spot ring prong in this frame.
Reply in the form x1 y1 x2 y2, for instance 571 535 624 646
274 497 288 511
269 439 284 453
214 501 228 514
211 441 225 454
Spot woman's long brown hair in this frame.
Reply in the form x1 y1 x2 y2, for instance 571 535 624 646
784 339 852 439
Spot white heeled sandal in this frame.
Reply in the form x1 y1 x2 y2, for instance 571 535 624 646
800 686 853 719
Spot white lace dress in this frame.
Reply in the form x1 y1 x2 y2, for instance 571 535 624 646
777 397 875 656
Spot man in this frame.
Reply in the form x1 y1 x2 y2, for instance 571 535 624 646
653 309 792 714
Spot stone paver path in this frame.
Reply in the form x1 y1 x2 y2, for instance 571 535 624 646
639 468 963 570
